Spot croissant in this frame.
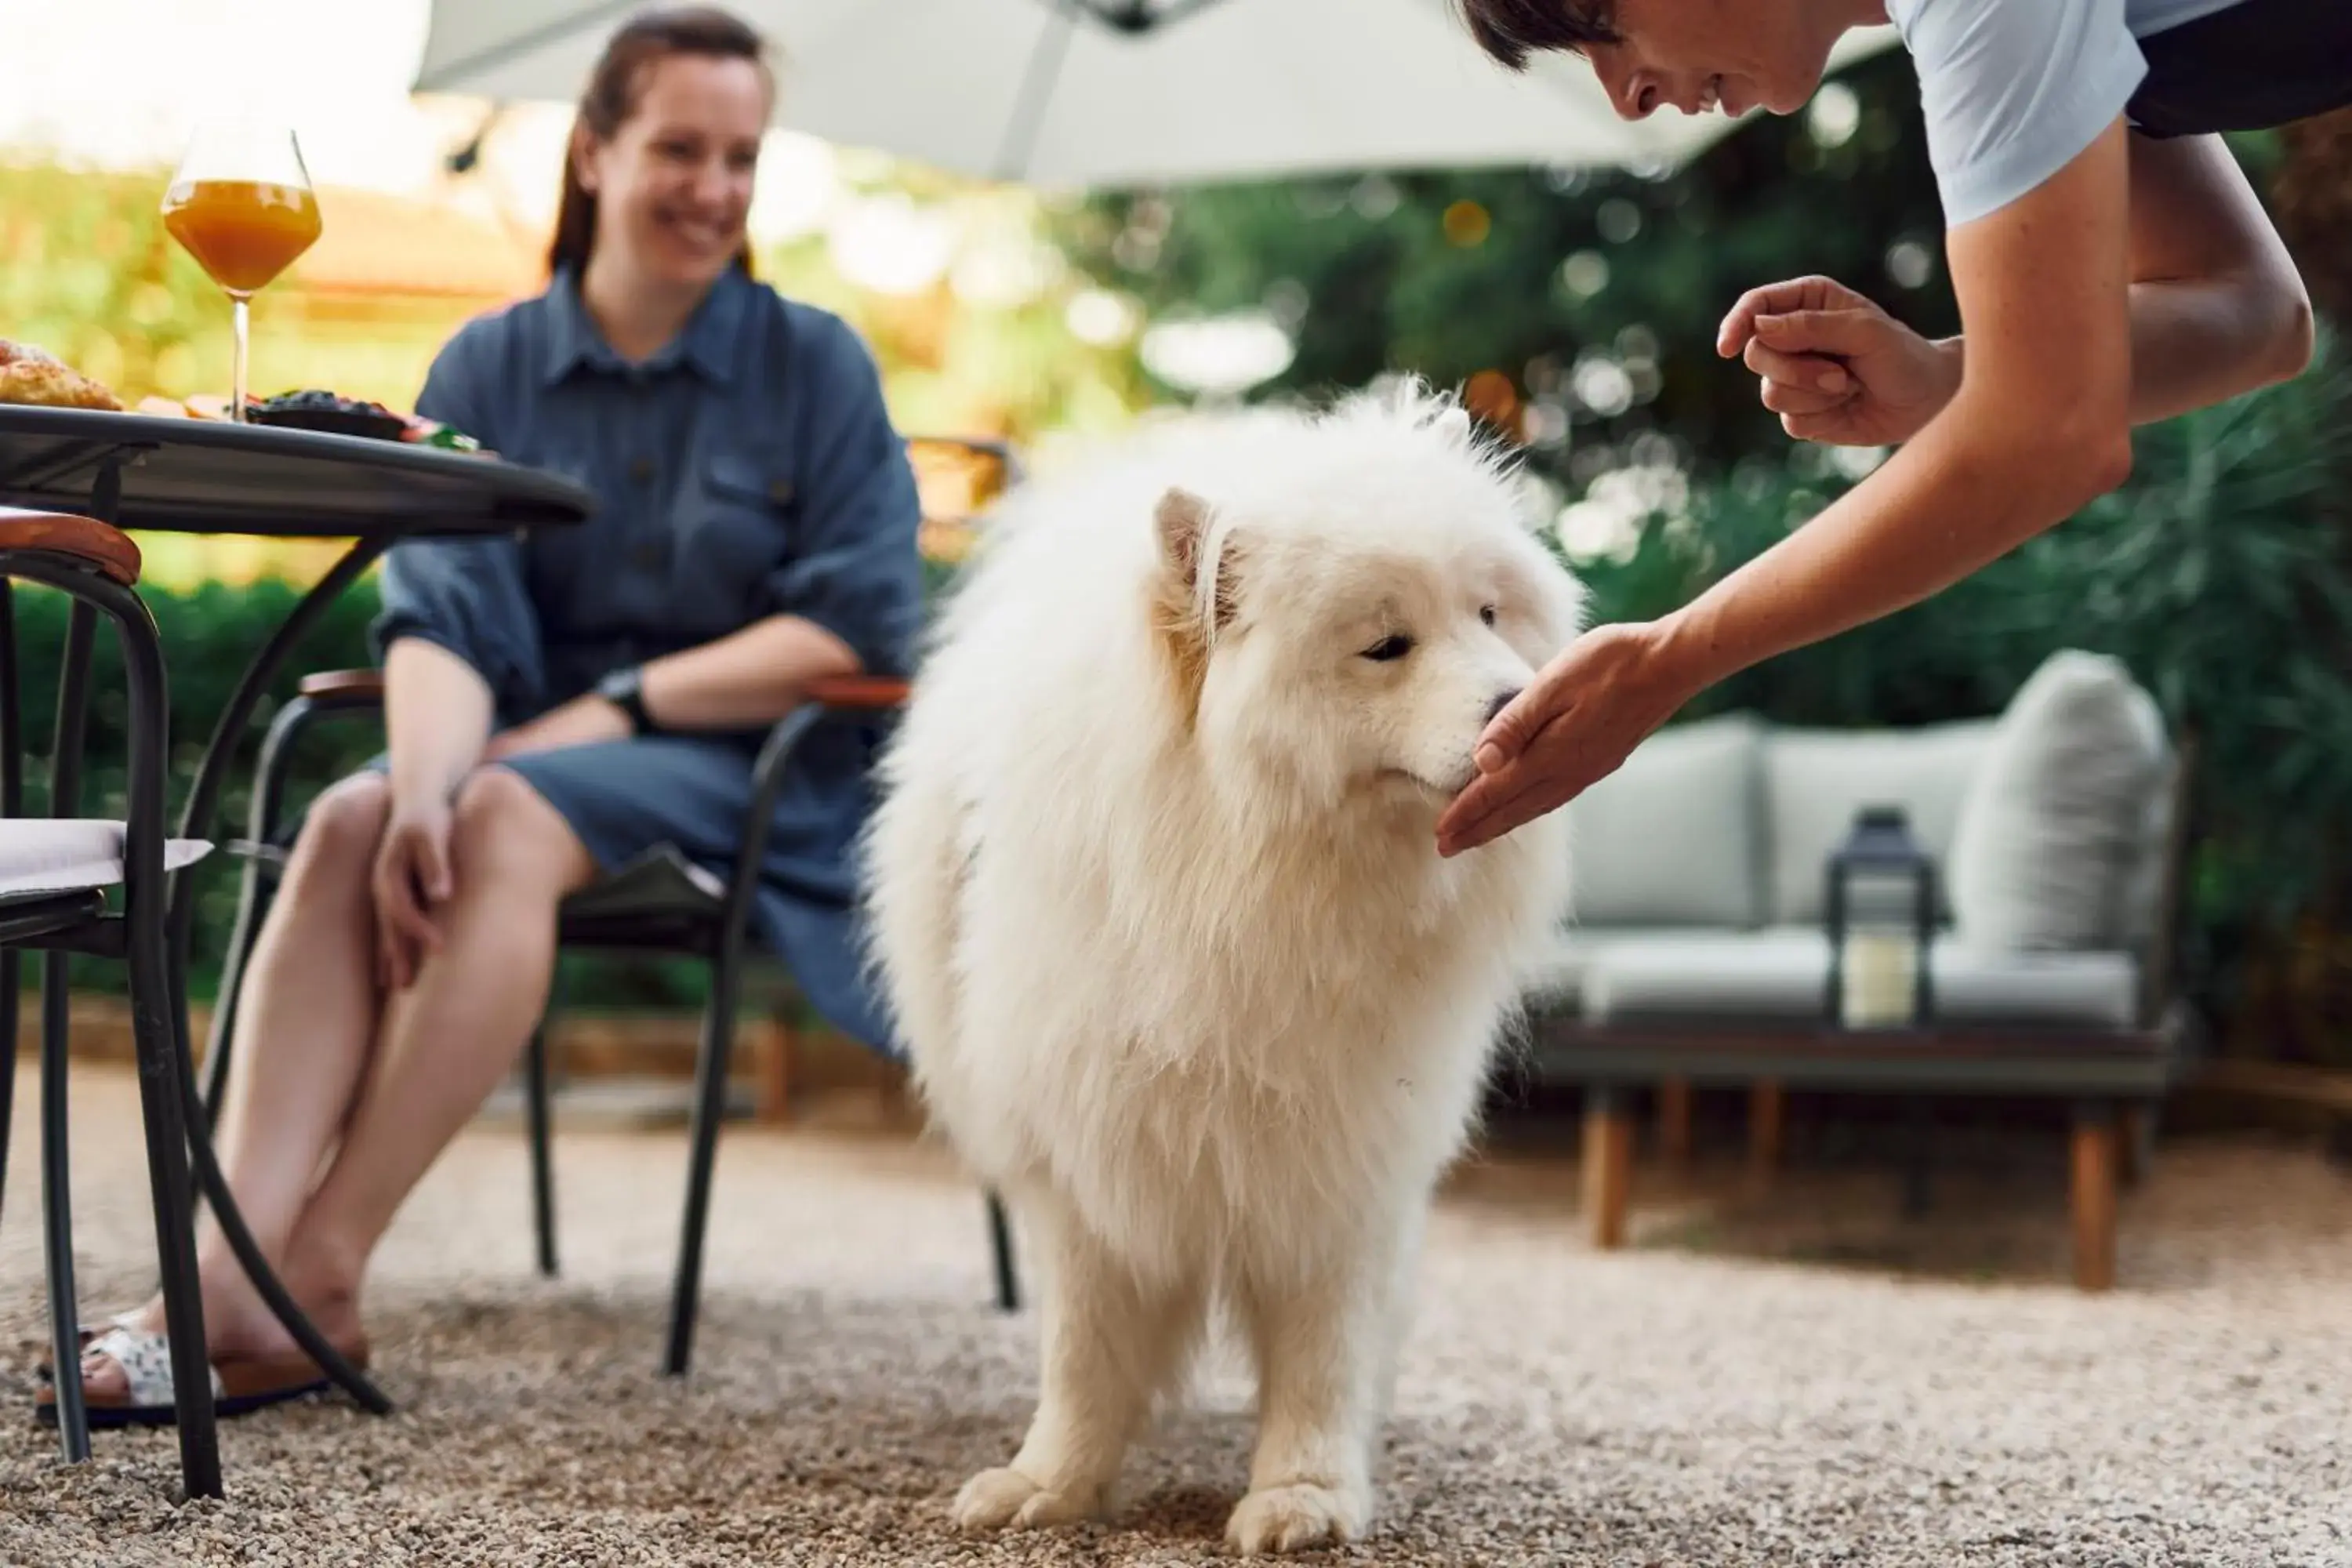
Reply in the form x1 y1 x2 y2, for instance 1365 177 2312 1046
0 338 125 411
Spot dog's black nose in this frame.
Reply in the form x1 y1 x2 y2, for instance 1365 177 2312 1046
1486 688 1522 725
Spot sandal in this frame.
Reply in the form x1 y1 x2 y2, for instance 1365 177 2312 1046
33 1325 372 1429
34 1311 143 1384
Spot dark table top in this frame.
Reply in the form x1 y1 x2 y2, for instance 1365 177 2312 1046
0 405 593 539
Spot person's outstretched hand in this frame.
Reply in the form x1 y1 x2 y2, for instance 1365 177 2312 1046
1436 621 1695 857
1718 274 1962 448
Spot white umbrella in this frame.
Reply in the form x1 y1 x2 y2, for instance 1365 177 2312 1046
412 0 1902 188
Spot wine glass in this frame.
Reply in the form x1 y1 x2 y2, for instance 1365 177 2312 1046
160 122 321 423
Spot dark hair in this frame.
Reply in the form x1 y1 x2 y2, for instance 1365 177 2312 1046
547 5 771 278
1451 0 1620 71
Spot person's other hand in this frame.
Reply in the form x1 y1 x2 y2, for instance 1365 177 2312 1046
1718 274 1962 447
1436 621 1694 857
371 797 454 990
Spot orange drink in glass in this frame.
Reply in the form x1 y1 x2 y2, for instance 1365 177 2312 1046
161 125 320 423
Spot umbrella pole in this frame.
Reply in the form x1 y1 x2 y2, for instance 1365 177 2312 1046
994 4 1082 181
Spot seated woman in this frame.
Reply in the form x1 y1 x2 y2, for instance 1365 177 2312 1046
54 5 924 1421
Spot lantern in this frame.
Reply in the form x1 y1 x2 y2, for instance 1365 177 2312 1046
1824 805 1936 1031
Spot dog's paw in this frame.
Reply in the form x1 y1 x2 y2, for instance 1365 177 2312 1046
1225 1482 1368 1555
952 1466 1099 1533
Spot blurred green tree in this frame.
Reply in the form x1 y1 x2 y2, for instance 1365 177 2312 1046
1051 49 1955 476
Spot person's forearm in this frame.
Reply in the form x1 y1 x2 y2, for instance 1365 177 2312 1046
385 638 495 808
1657 397 2129 692
639 613 862 731
1933 270 2311 432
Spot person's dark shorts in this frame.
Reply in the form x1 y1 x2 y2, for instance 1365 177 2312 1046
2128 0 2352 139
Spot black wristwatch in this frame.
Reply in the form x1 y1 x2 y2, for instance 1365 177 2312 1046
596 666 658 735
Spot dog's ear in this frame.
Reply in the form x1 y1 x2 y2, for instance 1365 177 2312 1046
1156 485 1211 586
1155 485 1242 630
1152 485 1243 726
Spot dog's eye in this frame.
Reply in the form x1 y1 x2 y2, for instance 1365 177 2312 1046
1361 633 1414 662
1479 604 1498 627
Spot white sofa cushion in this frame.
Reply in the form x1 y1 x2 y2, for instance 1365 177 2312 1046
1577 928 2140 1031
1947 650 2170 952
1563 712 1765 928
1760 719 1995 928
1519 927 1771 1010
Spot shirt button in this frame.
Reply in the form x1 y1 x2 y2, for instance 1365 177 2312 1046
632 540 666 571
629 456 655 485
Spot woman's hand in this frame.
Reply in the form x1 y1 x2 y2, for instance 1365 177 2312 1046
371 797 454 990
1718 274 1963 448
482 695 633 763
1435 621 1698 857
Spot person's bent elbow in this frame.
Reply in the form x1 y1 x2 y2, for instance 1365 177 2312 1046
2043 404 2135 513
1962 409 2133 521
2075 424 2136 507
2257 273 2318 388
1958 387 2133 518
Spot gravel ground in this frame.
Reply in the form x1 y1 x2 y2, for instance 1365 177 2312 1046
3 1065 2347 1566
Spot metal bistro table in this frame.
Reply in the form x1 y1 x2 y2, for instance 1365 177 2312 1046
0 403 592 1428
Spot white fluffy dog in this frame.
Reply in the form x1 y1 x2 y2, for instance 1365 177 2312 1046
858 380 1584 1555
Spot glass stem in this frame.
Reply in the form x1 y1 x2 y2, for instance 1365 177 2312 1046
231 294 250 423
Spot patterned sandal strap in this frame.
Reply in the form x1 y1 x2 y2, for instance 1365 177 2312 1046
83 1327 225 1406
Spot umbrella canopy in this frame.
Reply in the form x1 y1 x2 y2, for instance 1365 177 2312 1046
413 0 1902 188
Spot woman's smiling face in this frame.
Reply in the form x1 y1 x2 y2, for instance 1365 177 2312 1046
576 51 769 289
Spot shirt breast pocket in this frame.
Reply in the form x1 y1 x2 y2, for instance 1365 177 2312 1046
687 454 801 622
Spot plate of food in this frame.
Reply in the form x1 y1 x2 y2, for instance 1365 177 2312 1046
248 389 410 440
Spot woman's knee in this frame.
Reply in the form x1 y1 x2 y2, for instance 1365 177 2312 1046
451 767 592 890
281 774 392 905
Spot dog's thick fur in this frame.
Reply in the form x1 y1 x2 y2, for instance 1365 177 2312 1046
858 382 1584 1555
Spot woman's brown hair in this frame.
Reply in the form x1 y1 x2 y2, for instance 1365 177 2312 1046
546 5 771 278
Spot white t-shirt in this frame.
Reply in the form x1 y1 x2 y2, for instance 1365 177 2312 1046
1885 0 2249 227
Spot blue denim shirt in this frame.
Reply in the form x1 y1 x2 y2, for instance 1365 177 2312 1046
373 264 925 723
367 267 927 1054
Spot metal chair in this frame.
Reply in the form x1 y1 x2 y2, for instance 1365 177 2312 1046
0 504 221 1498
197 437 1024 1378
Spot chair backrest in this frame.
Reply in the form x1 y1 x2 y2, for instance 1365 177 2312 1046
0 505 143 588
0 506 162 848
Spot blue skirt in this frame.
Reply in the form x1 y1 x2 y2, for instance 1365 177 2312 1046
362 729 902 1059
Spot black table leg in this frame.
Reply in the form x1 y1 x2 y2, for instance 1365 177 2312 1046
107 510 397 1419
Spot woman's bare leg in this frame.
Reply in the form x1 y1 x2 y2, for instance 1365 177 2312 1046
85 775 394 1379
83 766 594 1391
262 766 596 1338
